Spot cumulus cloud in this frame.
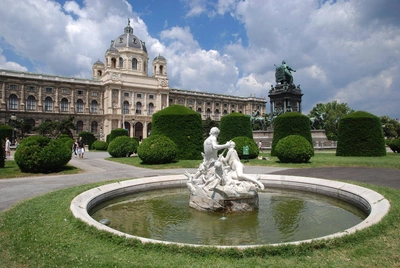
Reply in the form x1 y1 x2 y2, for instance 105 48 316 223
0 0 398 118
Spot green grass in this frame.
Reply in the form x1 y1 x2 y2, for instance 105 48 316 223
108 151 400 170
0 181 399 267
0 160 81 179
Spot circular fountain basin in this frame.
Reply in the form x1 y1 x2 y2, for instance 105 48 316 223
70 174 390 249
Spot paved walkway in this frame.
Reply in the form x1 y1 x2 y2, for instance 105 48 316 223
1 151 400 212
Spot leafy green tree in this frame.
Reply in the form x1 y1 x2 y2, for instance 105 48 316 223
380 116 400 139
202 117 219 139
13 118 34 139
308 101 354 140
59 116 76 137
33 116 76 139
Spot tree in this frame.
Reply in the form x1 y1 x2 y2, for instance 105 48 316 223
32 116 77 139
59 116 76 137
13 118 34 139
308 101 354 140
380 116 400 139
202 117 219 139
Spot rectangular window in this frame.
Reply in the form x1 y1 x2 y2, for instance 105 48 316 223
77 90 84 95
9 84 18 90
124 92 130 97
92 91 98 97
28 86 36 92
136 93 142 98
62 88 69 94
45 87 53 93
149 94 154 99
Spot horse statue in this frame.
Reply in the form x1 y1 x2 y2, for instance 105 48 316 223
250 110 266 130
275 60 296 85
310 112 326 130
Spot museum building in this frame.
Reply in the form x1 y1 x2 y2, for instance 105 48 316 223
0 21 266 141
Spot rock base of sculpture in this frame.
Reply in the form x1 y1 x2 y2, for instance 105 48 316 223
188 180 259 212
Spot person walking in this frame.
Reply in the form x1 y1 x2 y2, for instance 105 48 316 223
258 141 263 153
77 137 85 159
5 137 11 157
72 139 78 158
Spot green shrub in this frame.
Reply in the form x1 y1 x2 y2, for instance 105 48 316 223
386 139 400 153
336 111 386 156
230 136 259 159
152 105 203 160
107 136 138 158
138 135 178 164
0 125 12 145
92 140 108 151
63 138 75 152
271 112 314 156
107 128 128 144
14 135 71 173
78 131 96 149
275 135 314 163
219 113 253 144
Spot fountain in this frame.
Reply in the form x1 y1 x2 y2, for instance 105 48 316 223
70 127 390 248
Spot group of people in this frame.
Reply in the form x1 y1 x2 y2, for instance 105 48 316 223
72 137 85 159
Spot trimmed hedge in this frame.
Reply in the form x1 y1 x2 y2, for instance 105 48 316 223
14 135 71 173
0 125 12 146
275 135 314 163
151 105 203 160
137 135 178 164
231 136 259 159
219 113 253 144
336 111 386 156
107 136 139 158
92 140 108 151
106 128 128 144
386 139 400 153
271 112 314 156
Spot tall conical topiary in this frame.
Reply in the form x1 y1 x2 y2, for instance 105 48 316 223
219 112 253 144
151 105 203 160
271 112 313 156
336 111 386 156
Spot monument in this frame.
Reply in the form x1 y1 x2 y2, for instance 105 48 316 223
268 60 303 123
185 127 264 213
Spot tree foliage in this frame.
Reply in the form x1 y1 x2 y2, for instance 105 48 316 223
308 101 354 140
32 116 76 139
380 116 400 139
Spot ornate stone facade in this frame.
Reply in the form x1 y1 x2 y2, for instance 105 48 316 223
0 21 266 141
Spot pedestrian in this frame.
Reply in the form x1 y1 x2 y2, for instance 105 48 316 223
77 137 85 159
72 139 78 158
258 141 263 153
5 137 11 157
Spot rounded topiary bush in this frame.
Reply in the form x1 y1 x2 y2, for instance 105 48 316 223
152 105 203 160
219 113 253 144
271 112 314 156
230 136 259 159
92 140 108 151
386 139 400 153
79 131 96 149
64 138 75 152
336 111 386 156
14 135 71 173
107 136 138 158
275 135 314 163
137 135 178 164
106 128 128 144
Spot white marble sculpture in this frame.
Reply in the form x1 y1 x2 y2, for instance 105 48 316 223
185 127 264 212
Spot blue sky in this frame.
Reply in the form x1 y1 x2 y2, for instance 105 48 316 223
0 0 399 119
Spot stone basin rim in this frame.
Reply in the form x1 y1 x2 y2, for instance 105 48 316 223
70 174 390 250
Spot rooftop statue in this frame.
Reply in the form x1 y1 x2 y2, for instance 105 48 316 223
275 60 296 85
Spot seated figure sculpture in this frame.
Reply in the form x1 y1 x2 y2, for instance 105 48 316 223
185 127 263 212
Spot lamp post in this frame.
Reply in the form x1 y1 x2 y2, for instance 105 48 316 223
10 113 17 145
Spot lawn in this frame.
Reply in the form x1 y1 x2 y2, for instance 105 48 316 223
1 152 400 267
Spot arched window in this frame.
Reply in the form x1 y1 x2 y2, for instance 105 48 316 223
215 109 220 120
136 102 142 114
132 58 138 69
27 95 36 111
61 98 69 112
119 57 123 68
76 99 84 113
91 100 98 114
76 121 83 133
91 121 98 134
148 103 154 115
223 110 228 115
123 101 129 114
9 94 18 110
197 108 202 114
97 70 102 76
159 65 164 75
206 108 211 119
44 97 53 111
111 58 116 68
